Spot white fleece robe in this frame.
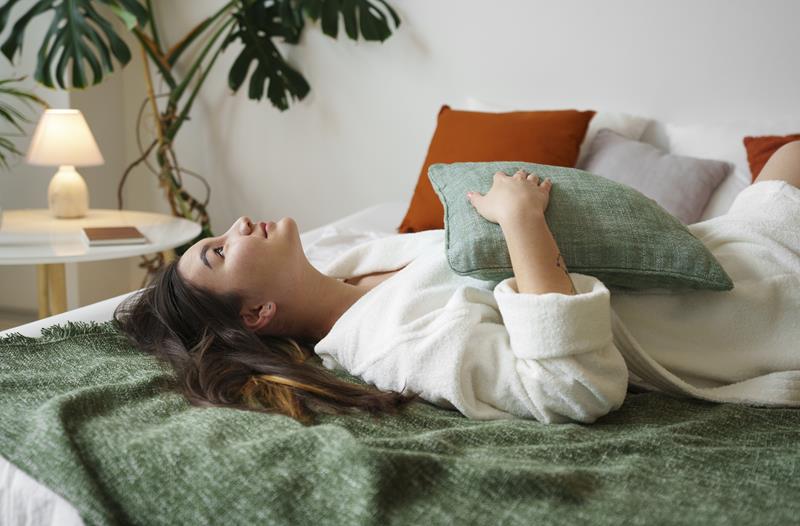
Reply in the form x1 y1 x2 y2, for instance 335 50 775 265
314 181 800 424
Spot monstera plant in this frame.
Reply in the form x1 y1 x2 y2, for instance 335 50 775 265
0 0 399 267
0 77 47 170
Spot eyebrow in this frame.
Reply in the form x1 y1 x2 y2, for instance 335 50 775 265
200 244 212 269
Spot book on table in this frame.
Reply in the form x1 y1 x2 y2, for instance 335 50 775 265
81 226 148 246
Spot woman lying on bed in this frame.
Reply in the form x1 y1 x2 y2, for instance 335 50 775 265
116 141 800 425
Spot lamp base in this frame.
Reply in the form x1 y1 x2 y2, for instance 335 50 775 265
48 165 89 218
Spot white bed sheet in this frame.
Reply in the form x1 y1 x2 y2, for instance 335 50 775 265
0 200 406 526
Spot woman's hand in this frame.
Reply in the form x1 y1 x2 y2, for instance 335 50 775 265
466 169 553 225
468 169 573 295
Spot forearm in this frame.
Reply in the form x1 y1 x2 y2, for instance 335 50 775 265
500 212 576 295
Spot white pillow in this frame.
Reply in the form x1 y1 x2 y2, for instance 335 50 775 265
697 168 749 221
665 120 800 184
461 97 652 167
577 112 653 167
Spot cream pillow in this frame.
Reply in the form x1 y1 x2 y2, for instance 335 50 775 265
697 169 749 221
665 119 800 183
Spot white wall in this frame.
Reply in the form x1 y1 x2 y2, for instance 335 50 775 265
150 0 800 235
2 0 800 315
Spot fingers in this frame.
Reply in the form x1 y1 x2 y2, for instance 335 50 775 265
466 190 482 204
491 170 551 190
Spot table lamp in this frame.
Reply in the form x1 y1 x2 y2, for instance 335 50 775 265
26 109 104 218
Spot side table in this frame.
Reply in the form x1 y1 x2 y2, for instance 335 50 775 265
0 209 201 318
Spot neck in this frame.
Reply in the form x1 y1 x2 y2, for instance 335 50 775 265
275 263 369 344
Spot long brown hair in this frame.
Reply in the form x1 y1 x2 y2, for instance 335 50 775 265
114 261 418 424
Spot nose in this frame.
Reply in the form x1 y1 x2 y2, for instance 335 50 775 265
237 216 253 235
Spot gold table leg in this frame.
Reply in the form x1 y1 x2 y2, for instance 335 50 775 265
36 265 48 319
36 263 67 319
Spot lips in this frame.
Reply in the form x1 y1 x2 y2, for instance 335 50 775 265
260 221 277 239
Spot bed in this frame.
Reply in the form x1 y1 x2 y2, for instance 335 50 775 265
0 201 407 526
3 131 800 526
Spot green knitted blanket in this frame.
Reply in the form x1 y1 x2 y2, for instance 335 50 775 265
1 322 798 526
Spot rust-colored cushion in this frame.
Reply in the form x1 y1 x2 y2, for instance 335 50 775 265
397 105 595 233
744 134 800 181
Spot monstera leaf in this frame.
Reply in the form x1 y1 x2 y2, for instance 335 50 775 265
224 1 310 110
225 0 400 109
0 77 48 169
301 0 400 41
1 0 399 110
0 0 148 89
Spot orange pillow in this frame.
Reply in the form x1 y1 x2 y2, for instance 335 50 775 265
744 134 800 181
397 105 595 233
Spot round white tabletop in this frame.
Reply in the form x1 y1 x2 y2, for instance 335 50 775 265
0 209 201 265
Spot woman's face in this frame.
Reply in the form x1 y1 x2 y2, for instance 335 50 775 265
178 216 304 304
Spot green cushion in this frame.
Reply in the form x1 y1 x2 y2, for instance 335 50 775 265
428 161 733 291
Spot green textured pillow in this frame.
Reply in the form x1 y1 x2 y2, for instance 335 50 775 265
428 161 733 291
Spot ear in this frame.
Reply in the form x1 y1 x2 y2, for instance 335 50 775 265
240 301 277 333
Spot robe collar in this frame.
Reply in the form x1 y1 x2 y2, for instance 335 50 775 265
320 229 444 279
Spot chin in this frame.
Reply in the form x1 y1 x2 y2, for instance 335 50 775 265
278 217 301 243
278 217 298 233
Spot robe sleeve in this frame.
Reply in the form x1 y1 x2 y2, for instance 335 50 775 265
488 273 629 423
340 272 629 425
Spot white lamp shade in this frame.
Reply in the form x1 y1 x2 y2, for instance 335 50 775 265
26 109 104 167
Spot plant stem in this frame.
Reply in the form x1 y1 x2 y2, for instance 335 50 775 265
145 0 163 54
117 138 157 209
132 29 176 89
140 46 164 146
165 1 237 65
139 45 189 219
167 17 236 141
166 17 235 134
